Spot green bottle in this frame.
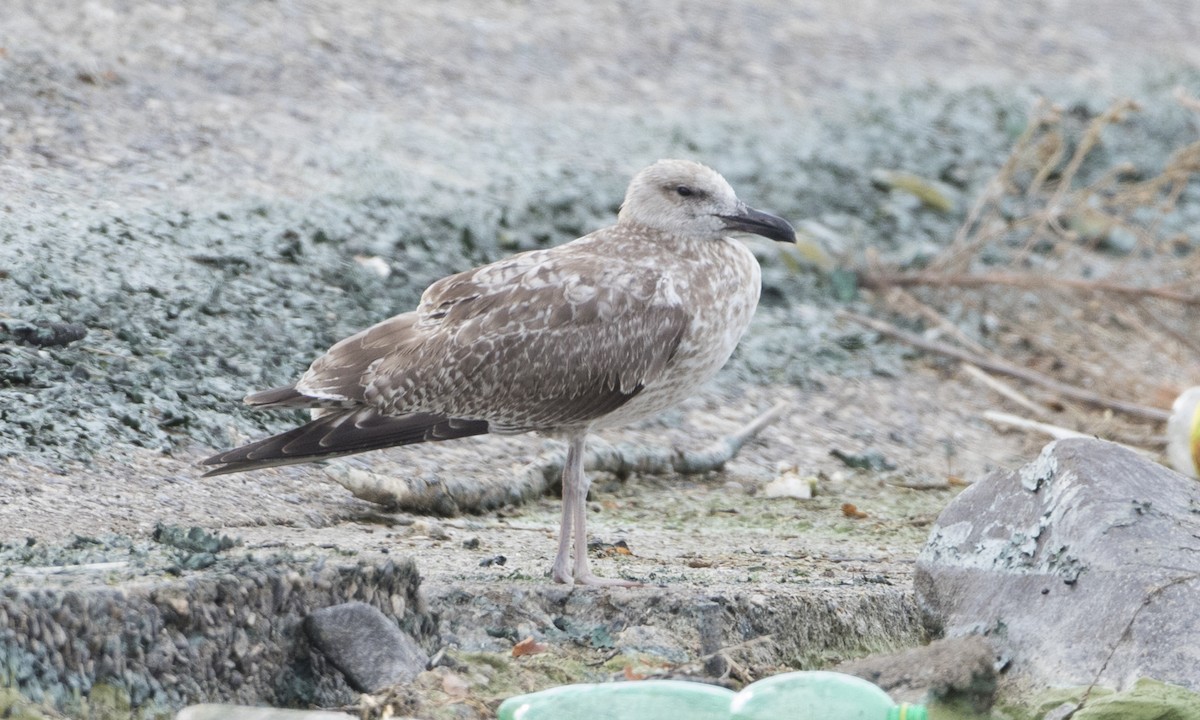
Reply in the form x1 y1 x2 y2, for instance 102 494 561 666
729 670 927 720
497 679 736 720
497 671 927 720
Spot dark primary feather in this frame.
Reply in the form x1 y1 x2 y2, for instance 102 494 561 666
244 385 308 407
201 410 489 476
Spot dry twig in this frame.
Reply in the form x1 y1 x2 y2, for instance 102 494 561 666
960 363 1055 419
859 271 1200 305
528 401 792 484
839 310 1170 422
850 95 1200 444
982 410 1157 457
330 403 792 513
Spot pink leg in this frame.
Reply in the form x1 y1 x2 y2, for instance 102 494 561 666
550 437 579 583
556 433 640 587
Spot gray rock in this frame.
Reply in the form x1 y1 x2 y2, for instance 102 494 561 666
305 602 429 692
835 635 997 711
177 705 353 720
616 625 691 665
915 438 1200 690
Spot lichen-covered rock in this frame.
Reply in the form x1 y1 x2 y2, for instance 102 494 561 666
915 438 1200 690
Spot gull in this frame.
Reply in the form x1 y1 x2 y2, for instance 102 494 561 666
202 159 796 586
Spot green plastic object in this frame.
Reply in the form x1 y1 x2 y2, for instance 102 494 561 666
729 671 927 720
497 679 736 720
498 671 926 720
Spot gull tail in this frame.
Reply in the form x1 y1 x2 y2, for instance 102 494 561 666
201 408 490 476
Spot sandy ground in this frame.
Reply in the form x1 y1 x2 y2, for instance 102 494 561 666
4 369 1029 585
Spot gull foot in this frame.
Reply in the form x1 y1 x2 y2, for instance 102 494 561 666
574 573 643 587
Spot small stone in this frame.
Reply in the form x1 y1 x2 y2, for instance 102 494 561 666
305 602 429 693
835 635 997 711
165 596 190 619
722 480 748 494
616 625 689 664
439 668 471 697
762 469 815 499
232 629 250 659
353 255 391 278
411 520 450 541
1043 703 1080 720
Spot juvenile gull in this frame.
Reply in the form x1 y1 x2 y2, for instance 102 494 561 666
202 159 796 586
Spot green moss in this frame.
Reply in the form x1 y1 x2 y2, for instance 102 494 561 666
0 684 171 720
0 687 54 720
80 684 132 718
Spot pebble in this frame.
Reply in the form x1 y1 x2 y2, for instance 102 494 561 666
304 601 430 693
761 470 815 500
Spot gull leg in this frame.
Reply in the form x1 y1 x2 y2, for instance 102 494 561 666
564 433 641 587
550 438 577 584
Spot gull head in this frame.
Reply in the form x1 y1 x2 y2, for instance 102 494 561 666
618 159 796 244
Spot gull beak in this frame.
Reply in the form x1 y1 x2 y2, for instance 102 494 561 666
718 204 797 244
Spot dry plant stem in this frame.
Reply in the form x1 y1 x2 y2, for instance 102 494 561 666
1019 100 1140 265
946 98 1057 266
892 287 1057 415
1131 298 1200 358
522 402 791 492
983 410 1156 457
960 363 1055 418
859 270 1200 305
1047 100 1139 212
336 403 791 513
693 635 776 683
839 310 1171 422
888 287 994 358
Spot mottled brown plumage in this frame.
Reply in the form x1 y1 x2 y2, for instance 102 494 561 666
202 159 795 585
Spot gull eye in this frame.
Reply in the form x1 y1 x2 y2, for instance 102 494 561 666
675 185 694 197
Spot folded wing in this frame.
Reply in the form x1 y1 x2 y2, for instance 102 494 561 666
201 239 688 475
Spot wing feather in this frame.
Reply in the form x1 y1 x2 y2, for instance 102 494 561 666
363 240 689 429
204 231 692 475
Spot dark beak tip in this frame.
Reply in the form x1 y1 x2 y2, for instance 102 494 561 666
779 223 798 245
720 208 797 245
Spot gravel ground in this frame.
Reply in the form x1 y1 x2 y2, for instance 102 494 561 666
2 1 1200 717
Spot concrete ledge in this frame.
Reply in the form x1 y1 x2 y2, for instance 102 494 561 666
427 581 925 670
0 556 431 715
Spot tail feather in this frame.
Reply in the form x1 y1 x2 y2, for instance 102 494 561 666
201 409 489 476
